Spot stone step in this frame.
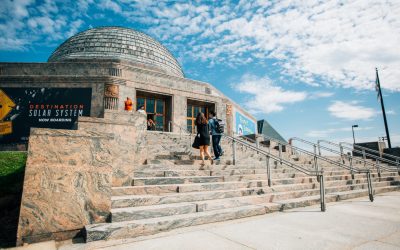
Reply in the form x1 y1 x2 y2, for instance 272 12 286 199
132 169 359 178
85 205 267 242
112 176 400 196
86 186 400 242
112 202 197 222
111 187 269 208
112 178 400 209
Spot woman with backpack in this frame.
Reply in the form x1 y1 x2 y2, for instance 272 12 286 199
195 112 213 165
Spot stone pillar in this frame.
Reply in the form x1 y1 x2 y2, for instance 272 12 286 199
172 95 187 133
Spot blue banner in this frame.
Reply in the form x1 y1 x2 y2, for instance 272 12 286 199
235 111 256 135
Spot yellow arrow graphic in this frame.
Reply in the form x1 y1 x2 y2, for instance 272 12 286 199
0 89 16 121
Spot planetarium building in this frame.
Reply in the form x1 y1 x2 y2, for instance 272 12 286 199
0 26 257 143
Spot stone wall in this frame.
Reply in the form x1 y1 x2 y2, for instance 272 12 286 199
17 128 114 244
16 111 147 245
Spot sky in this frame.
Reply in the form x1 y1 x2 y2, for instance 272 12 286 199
1 0 399 148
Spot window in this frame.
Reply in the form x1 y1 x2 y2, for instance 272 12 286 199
137 96 166 131
186 105 208 133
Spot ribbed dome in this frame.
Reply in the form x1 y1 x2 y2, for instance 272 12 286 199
48 26 184 77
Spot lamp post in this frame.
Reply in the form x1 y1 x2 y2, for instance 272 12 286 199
352 125 358 144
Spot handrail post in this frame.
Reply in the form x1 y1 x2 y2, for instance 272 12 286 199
319 173 326 212
317 141 321 156
349 156 355 179
232 139 236 165
168 121 171 132
367 170 374 202
278 143 282 165
396 159 400 175
266 155 271 187
314 155 320 182
362 149 367 167
339 143 345 164
313 144 317 155
376 159 381 178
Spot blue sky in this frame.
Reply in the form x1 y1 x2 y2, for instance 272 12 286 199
1 0 399 147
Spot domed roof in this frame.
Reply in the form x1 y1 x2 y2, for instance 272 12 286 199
48 26 184 77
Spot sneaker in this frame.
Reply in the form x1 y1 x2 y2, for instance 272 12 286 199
220 151 224 156
213 157 220 160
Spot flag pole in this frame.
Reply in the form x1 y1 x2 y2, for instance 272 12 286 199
376 68 391 148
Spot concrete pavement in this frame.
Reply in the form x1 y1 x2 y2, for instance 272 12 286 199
13 191 400 250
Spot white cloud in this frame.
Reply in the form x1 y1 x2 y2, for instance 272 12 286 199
328 101 377 120
309 91 334 99
306 126 373 138
232 74 307 114
124 1 400 92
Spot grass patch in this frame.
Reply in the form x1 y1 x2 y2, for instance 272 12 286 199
0 151 27 196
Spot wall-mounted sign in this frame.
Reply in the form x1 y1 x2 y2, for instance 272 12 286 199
0 88 92 144
235 111 256 136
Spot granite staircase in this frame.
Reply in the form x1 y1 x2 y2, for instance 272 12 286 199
84 132 400 242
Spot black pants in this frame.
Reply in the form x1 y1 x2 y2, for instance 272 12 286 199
212 135 222 158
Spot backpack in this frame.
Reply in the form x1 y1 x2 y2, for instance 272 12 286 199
215 118 225 134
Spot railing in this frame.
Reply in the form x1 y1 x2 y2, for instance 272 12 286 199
168 121 193 149
318 139 400 175
341 141 400 163
222 134 327 212
258 135 375 202
165 127 327 211
292 137 399 177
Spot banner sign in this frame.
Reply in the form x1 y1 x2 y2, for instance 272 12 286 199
235 110 256 136
0 88 92 144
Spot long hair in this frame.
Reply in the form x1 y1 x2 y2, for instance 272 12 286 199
196 112 207 125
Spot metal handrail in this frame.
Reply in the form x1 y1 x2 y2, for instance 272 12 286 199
319 139 400 172
263 135 376 202
221 134 327 211
341 141 400 161
292 137 399 174
264 135 369 174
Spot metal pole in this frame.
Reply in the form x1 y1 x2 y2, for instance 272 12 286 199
266 156 271 187
362 149 367 167
349 156 355 179
168 121 171 132
376 159 381 178
278 143 282 165
319 174 326 212
367 171 374 202
352 126 356 144
317 141 321 156
232 139 236 165
376 68 392 148
314 155 320 182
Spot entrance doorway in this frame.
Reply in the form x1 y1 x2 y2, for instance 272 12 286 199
187 99 215 133
136 91 171 131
